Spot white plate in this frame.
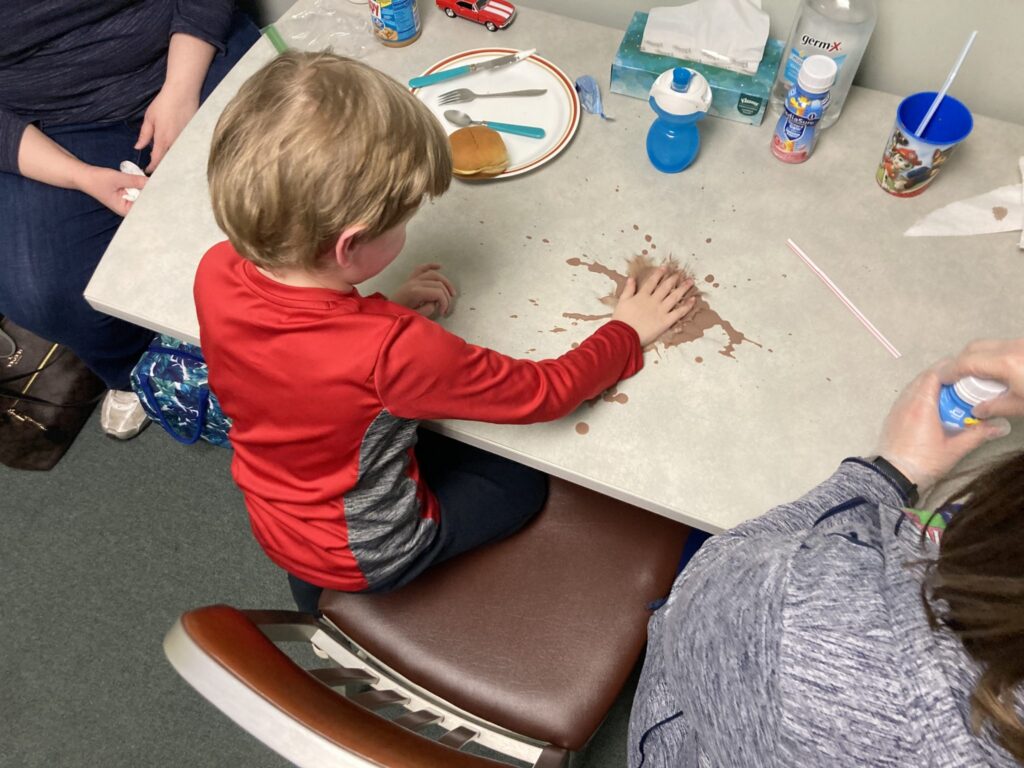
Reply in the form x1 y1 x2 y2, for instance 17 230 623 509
412 48 581 179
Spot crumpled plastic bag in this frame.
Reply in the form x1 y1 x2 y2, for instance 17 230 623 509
276 0 374 58
575 76 613 121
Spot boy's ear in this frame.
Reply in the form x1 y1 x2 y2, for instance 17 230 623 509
332 224 368 270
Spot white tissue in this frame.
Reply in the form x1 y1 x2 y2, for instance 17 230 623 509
905 158 1024 243
641 0 769 75
120 160 146 202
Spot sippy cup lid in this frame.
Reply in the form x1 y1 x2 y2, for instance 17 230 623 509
650 67 712 116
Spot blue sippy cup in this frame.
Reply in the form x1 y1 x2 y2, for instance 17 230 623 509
647 67 712 173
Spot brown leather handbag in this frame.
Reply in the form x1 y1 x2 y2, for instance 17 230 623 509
0 316 106 471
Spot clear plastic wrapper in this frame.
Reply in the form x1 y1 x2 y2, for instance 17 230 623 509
276 0 375 59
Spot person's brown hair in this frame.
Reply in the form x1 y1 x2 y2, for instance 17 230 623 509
208 51 451 270
922 450 1024 761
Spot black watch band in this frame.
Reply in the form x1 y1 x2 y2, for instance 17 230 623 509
867 456 919 506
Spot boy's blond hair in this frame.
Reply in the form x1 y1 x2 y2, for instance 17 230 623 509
208 51 452 270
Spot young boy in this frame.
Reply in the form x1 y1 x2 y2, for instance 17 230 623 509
195 52 695 612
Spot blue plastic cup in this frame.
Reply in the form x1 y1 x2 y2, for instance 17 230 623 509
876 91 973 197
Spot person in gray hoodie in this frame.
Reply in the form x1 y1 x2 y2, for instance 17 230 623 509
629 338 1024 767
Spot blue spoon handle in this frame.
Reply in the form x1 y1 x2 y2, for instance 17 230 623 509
409 65 473 89
483 121 546 139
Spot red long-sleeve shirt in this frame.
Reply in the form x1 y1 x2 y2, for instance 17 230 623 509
194 241 644 590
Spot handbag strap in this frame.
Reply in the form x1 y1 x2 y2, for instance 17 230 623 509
0 345 105 408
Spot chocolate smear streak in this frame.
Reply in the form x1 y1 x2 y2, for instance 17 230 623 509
565 254 760 359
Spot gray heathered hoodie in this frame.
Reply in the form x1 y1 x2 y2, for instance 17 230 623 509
628 459 1021 767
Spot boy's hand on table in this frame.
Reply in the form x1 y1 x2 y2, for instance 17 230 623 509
392 263 456 318
612 268 696 347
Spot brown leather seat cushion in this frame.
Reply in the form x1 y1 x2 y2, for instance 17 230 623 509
318 477 690 751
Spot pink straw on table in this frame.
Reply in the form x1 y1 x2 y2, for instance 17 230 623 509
786 239 901 359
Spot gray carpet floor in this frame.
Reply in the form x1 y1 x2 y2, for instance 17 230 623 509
1 412 636 768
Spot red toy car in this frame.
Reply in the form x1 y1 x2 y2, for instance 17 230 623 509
435 0 516 31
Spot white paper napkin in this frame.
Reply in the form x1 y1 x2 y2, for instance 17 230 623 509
641 0 769 75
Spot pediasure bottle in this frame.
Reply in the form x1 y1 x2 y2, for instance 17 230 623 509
771 55 837 164
938 377 1008 430
369 0 421 47
771 0 877 129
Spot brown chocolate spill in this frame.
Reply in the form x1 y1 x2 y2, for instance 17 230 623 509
645 234 652 242
704 274 715 283
651 243 657 249
712 282 719 288
602 387 628 405
526 235 532 239
566 255 760 359
632 224 639 231
562 311 612 322
550 326 567 333
575 422 589 435
542 238 550 243
993 206 1008 221
695 356 703 363
642 249 649 255
705 237 712 244
510 314 518 319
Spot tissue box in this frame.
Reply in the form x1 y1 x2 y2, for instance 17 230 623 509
611 11 783 126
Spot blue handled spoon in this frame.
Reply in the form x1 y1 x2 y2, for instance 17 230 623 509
443 109 546 139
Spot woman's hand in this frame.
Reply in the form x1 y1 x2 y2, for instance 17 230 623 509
877 362 1011 492
135 33 216 172
391 263 456 318
937 338 1024 420
72 165 147 217
134 83 200 173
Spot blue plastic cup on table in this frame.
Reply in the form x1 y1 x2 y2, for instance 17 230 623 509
876 91 973 198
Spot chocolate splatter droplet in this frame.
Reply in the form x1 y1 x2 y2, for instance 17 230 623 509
526 235 532 239
510 314 518 319
645 234 652 242
712 282 719 288
543 238 550 243
695 356 703 363
632 224 639 231
571 342 579 349
704 274 715 283
705 237 712 244
575 422 590 435
550 327 567 333
642 249 649 255
993 206 1008 221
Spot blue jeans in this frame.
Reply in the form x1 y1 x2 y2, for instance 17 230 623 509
0 13 260 389
288 429 549 614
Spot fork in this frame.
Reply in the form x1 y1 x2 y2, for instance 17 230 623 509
437 87 547 106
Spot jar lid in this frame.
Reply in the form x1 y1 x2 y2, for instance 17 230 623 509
797 55 838 93
953 376 1008 406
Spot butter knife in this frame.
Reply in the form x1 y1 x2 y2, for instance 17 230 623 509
409 49 535 89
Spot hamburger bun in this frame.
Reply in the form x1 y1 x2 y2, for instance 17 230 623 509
449 125 509 178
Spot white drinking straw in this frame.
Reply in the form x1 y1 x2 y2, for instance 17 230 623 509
786 239 901 359
915 30 977 137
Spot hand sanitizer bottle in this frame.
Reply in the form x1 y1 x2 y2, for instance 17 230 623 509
647 67 712 173
771 0 878 129
938 377 1008 430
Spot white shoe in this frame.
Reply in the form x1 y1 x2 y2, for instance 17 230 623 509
100 389 150 440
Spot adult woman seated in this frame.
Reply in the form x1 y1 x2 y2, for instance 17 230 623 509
630 338 1024 767
0 2 259 439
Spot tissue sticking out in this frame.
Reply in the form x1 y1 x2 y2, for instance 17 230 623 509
563 253 760 358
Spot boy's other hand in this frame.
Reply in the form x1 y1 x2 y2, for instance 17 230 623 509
612 268 697 347
392 263 456 318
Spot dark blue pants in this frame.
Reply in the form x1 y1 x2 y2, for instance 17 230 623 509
288 429 549 614
0 13 260 389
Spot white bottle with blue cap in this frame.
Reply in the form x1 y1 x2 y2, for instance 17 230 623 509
938 376 1008 430
647 67 712 173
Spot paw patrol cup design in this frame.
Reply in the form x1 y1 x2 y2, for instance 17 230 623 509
876 92 972 197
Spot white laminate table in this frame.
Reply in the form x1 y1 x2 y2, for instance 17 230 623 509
86 1 1024 532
